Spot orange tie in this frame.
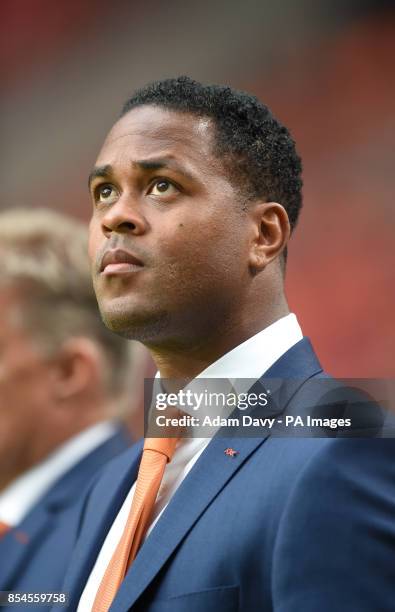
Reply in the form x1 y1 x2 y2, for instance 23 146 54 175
0 521 10 538
92 436 178 612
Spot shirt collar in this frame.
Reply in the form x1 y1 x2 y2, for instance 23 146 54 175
152 314 303 428
0 421 117 526
196 313 302 381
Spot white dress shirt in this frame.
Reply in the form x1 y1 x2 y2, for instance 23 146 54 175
78 313 303 610
0 421 117 526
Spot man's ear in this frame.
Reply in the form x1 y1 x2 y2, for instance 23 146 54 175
248 202 290 272
49 337 104 402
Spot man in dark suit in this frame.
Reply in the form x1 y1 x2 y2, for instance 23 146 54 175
63 77 394 611
0 209 139 597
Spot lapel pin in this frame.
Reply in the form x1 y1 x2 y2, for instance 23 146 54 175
14 530 29 544
224 447 239 458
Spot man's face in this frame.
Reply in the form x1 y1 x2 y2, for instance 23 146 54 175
0 287 55 485
89 105 252 345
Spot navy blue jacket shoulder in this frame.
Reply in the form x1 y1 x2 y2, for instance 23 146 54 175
61 340 394 612
0 426 131 600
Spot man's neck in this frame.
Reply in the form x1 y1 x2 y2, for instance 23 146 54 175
148 305 290 380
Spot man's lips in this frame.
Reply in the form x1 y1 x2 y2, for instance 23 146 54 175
100 249 144 275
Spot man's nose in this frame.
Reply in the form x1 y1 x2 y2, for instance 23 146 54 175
101 195 148 236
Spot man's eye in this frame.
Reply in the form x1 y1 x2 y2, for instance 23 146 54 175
149 180 177 197
96 184 118 204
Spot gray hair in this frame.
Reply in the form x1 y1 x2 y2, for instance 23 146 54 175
0 208 133 399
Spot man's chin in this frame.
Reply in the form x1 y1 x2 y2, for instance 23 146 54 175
98 303 170 343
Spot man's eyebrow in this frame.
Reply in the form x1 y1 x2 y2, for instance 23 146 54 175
88 164 112 188
88 158 196 189
133 157 195 181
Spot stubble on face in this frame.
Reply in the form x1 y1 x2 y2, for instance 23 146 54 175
88 106 250 349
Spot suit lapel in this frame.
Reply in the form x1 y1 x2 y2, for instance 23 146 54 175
0 429 130 593
64 443 143 610
63 338 321 608
0 508 55 589
259 337 322 381
111 436 266 611
112 338 323 610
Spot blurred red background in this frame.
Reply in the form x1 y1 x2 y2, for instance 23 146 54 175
1 0 393 377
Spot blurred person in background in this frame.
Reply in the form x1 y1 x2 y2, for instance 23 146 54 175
0 208 138 595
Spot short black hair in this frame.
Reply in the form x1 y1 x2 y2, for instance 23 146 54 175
122 76 303 240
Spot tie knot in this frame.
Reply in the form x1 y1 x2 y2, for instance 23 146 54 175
143 437 178 462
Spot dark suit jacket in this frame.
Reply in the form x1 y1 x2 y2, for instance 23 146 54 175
0 426 130 601
61 340 394 611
